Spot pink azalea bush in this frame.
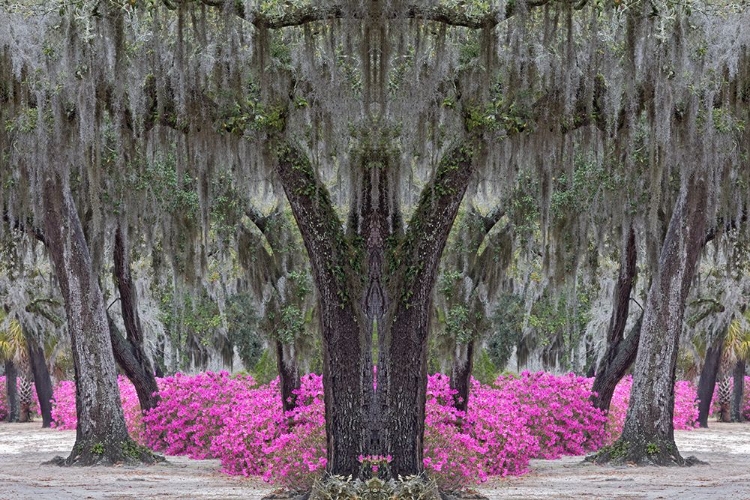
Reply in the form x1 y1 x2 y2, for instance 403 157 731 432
143 371 256 457
47 370 701 490
51 376 147 442
495 372 608 459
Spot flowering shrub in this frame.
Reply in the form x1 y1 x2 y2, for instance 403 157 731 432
48 370 700 490
423 374 489 490
50 380 76 429
260 374 327 491
494 372 608 459
143 371 256 458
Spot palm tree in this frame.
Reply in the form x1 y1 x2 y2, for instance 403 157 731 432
716 312 750 422
0 312 33 422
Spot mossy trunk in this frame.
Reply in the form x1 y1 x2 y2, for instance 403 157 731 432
42 171 155 465
595 171 708 466
274 142 368 477
381 141 478 477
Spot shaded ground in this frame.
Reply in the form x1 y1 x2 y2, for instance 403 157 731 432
478 422 750 499
1 422 750 499
0 422 274 499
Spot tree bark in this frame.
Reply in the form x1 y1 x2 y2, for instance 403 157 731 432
25 333 54 427
595 170 709 465
42 171 153 465
696 332 724 428
112 225 160 413
591 226 640 412
273 141 368 477
4 360 19 423
276 340 299 413
382 140 478 477
732 359 745 422
450 341 474 414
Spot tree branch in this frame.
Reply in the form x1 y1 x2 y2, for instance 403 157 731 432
272 140 358 305
188 0 557 30
394 138 480 306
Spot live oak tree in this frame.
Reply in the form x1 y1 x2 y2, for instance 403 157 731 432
3 0 750 485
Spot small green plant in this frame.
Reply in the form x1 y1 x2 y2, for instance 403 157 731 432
91 442 104 455
646 442 659 456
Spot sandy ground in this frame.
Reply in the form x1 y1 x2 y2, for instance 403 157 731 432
1 422 750 499
478 422 750 499
0 422 274 500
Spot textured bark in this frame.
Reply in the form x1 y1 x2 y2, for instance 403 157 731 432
450 341 474 413
597 171 709 465
697 333 724 427
273 134 478 479
25 334 54 427
591 227 640 412
4 360 19 423
42 171 153 465
276 340 300 412
732 359 745 422
112 225 160 412
382 141 478 477
274 142 367 477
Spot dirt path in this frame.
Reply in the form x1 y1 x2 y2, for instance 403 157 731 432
0 422 274 500
478 422 750 499
1 422 750 499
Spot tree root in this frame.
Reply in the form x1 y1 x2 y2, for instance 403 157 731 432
44 438 165 467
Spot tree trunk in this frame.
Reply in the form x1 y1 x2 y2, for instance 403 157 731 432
25 333 54 427
4 360 19 423
272 130 478 479
596 170 709 465
274 142 368 477
112 224 160 413
591 226 640 412
276 340 299 413
451 341 474 413
696 332 724 428
42 171 154 465
382 141 478 478
732 359 745 422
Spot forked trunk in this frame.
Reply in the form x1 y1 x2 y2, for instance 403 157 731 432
597 170 709 465
42 172 153 465
111 225 160 412
591 226 640 412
